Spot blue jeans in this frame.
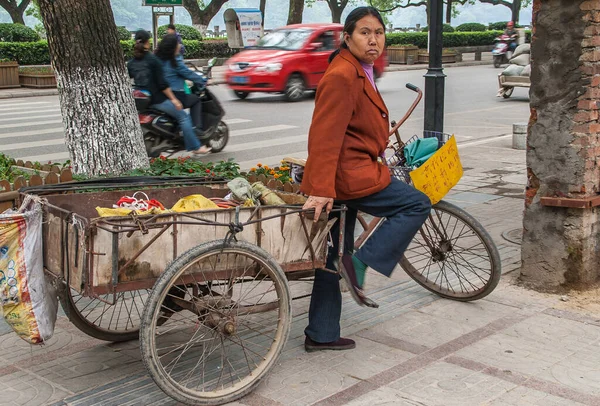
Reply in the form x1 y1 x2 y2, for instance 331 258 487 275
304 178 432 343
151 99 201 151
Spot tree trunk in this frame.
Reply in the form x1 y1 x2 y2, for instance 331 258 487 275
37 0 148 176
512 0 521 24
327 1 349 24
183 0 229 35
445 0 452 24
287 0 304 25
0 0 31 24
260 0 266 27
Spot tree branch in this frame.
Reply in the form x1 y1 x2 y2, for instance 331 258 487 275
478 0 512 8
369 0 427 14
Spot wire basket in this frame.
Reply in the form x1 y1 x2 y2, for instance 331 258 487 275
387 131 453 184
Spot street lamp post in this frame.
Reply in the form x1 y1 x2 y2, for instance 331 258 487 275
424 0 446 133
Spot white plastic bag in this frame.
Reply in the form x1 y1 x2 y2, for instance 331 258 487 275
502 64 525 77
0 196 58 344
509 53 530 66
512 43 530 58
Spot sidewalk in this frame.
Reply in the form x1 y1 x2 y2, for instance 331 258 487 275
0 53 493 100
2 136 600 406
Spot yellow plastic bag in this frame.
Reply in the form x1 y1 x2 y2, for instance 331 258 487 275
409 135 463 205
95 207 170 217
171 195 219 212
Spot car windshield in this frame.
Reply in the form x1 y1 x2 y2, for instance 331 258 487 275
254 29 313 51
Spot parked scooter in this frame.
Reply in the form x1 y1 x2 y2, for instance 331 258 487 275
492 34 517 68
133 58 229 158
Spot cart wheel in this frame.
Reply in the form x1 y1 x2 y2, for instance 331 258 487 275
60 287 149 342
140 240 291 406
503 87 514 98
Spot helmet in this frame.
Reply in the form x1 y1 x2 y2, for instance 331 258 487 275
507 21 514 27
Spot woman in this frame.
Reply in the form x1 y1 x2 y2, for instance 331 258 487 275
156 34 212 152
301 7 432 352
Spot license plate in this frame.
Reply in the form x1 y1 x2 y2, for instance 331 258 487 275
231 76 249 84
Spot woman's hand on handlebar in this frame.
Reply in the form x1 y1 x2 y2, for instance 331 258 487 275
303 196 334 222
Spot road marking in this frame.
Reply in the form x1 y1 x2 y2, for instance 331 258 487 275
0 99 53 106
226 134 307 152
17 152 70 162
224 118 251 125
0 113 62 123
460 134 512 147
2 138 65 151
0 119 63 129
0 102 56 111
230 124 297 137
0 108 60 117
0 127 63 139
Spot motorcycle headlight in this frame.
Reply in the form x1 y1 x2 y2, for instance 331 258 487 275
255 63 283 72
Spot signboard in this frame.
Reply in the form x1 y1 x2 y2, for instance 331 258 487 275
224 8 263 48
152 6 174 15
143 0 182 5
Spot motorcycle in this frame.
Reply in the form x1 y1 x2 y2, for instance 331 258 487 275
133 58 229 158
492 34 517 68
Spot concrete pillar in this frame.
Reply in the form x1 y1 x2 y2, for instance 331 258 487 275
512 123 527 150
521 0 600 291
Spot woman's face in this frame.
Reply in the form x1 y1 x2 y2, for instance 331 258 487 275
344 15 385 64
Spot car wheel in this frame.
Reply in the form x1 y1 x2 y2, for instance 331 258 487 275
234 91 249 100
285 74 305 102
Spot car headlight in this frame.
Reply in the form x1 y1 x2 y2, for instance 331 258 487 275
255 63 283 72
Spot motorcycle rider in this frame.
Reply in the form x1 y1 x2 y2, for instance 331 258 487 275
504 21 518 53
155 34 214 140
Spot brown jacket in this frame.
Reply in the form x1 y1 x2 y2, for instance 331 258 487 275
300 48 391 200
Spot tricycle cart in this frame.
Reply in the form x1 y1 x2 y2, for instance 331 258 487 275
23 176 342 405
497 73 530 98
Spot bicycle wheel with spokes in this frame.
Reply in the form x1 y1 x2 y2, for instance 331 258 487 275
140 240 291 406
60 287 149 342
399 200 501 301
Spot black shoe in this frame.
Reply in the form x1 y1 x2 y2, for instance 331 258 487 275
305 336 356 352
340 255 379 308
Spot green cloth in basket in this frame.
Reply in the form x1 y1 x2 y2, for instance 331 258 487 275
403 138 439 167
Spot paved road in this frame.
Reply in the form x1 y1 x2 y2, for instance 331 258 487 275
0 65 529 169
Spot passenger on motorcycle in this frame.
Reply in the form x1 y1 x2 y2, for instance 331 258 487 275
504 21 518 52
155 34 213 139
127 30 211 156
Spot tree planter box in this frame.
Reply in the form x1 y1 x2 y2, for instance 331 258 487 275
387 46 419 64
417 52 458 64
19 72 57 88
0 61 20 89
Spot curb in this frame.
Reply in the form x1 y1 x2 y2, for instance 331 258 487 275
0 89 60 99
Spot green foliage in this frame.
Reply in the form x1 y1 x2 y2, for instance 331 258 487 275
0 23 40 42
125 157 240 179
116 26 132 41
421 24 455 33
157 24 202 41
386 31 503 49
0 41 50 64
183 40 237 59
455 23 487 32
0 153 30 187
488 21 523 30
19 66 53 74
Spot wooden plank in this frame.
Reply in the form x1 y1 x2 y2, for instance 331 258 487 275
45 172 59 184
283 182 293 193
60 168 73 182
0 180 11 192
13 176 26 190
29 174 43 186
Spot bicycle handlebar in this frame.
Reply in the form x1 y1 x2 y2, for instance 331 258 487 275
388 83 423 145
405 83 420 92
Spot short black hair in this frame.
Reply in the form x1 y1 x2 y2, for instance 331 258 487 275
167 24 176 31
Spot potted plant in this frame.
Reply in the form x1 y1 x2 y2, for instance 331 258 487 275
417 49 459 64
0 58 20 89
387 44 419 64
19 65 57 88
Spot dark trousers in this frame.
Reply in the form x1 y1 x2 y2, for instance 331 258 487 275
173 91 202 130
304 178 432 343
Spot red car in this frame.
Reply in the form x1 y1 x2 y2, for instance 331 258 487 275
224 23 388 101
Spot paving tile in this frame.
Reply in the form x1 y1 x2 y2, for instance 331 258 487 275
386 361 517 405
343 385 424 406
486 386 587 406
0 369 73 406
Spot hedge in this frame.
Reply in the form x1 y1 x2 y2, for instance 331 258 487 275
157 24 202 41
455 23 486 32
387 31 504 48
0 39 235 65
421 24 455 33
488 21 524 30
117 26 132 41
0 23 40 42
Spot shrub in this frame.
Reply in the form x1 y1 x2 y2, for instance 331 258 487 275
0 23 40 42
387 31 502 49
157 24 202 41
421 24 455 33
455 23 486 32
116 26 132 41
488 21 523 30
0 41 50 64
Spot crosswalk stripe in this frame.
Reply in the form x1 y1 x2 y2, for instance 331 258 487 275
224 118 251 125
16 152 70 162
0 119 63 129
0 99 52 106
0 127 62 139
0 102 56 110
231 125 297 137
0 108 60 117
0 113 62 123
226 134 307 153
2 138 64 151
